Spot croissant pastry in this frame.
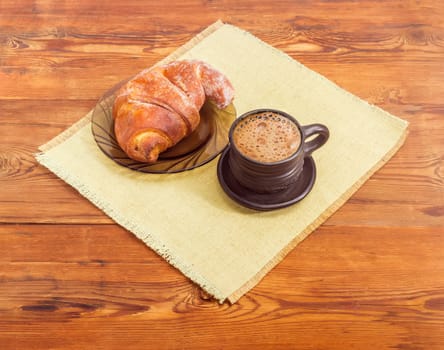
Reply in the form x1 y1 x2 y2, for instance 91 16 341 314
113 59 235 163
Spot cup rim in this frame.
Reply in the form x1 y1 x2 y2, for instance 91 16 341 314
228 108 304 165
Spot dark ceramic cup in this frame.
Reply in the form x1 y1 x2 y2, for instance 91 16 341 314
227 109 329 194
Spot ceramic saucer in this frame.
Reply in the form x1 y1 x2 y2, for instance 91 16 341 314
217 147 317 211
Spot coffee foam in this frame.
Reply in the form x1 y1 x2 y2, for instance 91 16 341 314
232 112 301 163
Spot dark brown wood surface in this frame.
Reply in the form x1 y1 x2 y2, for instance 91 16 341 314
1 1 443 349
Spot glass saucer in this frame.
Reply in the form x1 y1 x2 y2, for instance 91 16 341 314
91 79 236 174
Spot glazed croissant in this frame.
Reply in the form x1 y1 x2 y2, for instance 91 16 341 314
113 59 235 163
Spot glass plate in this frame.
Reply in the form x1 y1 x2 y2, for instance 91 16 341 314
91 79 236 173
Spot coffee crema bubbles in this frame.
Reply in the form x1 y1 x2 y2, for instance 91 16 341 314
232 112 302 163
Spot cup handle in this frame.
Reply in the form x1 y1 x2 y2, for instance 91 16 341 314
301 124 329 156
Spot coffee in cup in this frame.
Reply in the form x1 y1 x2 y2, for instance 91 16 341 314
231 111 302 163
226 109 329 194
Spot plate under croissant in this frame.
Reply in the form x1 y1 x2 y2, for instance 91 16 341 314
91 79 236 174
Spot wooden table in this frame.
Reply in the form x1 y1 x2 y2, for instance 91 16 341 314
1 1 443 349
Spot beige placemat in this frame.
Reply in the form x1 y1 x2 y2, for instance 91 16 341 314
36 21 408 303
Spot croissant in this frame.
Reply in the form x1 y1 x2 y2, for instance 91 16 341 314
113 59 235 163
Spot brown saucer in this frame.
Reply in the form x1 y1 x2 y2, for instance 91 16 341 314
91 77 236 174
217 147 316 211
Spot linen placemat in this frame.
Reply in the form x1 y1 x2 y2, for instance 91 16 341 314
36 21 408 303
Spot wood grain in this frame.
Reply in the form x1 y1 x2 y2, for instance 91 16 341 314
1 225 443 349
1 0 443 349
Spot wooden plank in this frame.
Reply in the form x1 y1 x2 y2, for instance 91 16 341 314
2 62 444 102
0 225 443 349
0 0 442 21
2 16 443 63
